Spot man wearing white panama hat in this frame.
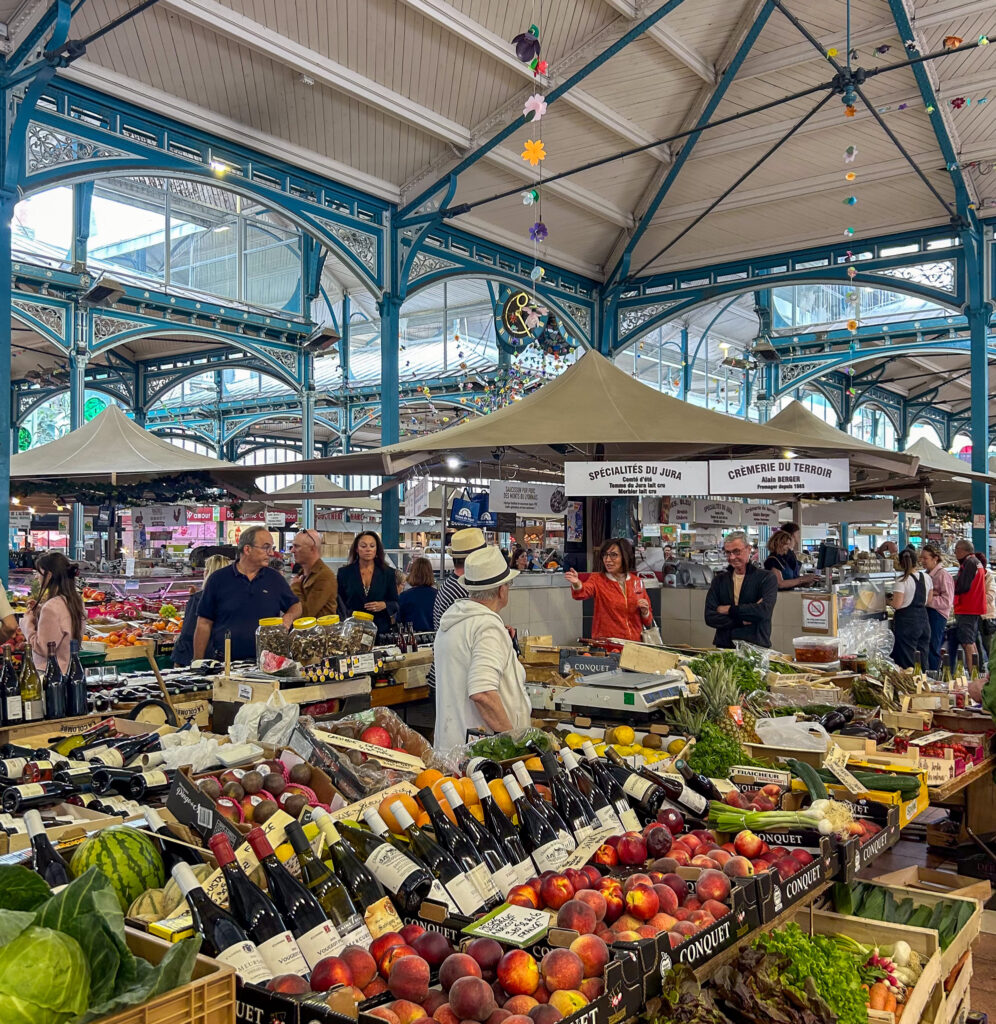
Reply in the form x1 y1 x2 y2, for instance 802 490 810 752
433 527 487 628
433 546 531 751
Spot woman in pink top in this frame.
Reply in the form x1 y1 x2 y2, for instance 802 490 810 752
921 543 954 672
20 551 86 673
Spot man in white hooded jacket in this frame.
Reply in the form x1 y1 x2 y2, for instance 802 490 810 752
434 546 531 751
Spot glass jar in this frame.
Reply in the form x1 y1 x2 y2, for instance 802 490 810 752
256 617 290 664
341 611 378 653
318 615 347 657
289 616 323 663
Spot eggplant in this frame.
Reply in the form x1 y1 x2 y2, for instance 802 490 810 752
820 708 855 732
839 725 879 738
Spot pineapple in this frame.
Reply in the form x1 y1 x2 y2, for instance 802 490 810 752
696 660 759 744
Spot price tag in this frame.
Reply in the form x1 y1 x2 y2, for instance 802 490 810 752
560 827 615 871
350 653 376 673
823 743 866 795
461 904 553 947
237 683 253 701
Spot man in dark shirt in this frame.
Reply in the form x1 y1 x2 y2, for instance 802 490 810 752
193 525 300 661
705 531 778 648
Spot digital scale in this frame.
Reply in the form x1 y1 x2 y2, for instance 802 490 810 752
553 669 690 720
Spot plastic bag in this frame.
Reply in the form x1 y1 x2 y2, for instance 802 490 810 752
229 688 300 747
732 640 775 676
754 716 831 751
837 619 893 658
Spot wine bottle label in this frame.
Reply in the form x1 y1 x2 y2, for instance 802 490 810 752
1 758 26 776
513 857 535 887
216 940 272 984
364 896 405 939
14 784 44 798
257 931 310 977
595 806 623 833
296 920 345 968
23 701 43 722
618 804 641 832
32 760 55 771
531 838 568 873
340 918 374 949
678 785 708 816
364 844 426 893
573 822 597 847
429 878 461 917
467 861 501 905
622 776 656 802
88 748 124 767
5 697 22 722
446 869 486 916
557 829 577 853
140 771 169 787
492 863 519 898
74 793 99 806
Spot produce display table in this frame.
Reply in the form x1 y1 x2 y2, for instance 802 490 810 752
371 681 430 706
928 755 996 843
928 755 996 802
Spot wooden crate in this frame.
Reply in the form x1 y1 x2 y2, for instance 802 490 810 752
940 952 973 1024
869 866 992 905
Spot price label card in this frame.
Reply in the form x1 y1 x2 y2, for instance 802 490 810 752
350 653 376 673
236 683 253 702
824 743 866 795
314 727 426 772
461 904 553 947
560 827 615 871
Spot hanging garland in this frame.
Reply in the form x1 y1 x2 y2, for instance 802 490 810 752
10 472 243 511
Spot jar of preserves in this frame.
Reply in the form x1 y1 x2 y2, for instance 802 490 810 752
289 616 323 663
256 617 290 664
318 615 347 657
341 611 378 653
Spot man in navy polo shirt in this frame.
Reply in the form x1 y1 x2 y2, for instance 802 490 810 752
193 525 301 662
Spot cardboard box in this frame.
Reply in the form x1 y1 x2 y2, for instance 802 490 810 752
618 642 681 675
522 636 560 665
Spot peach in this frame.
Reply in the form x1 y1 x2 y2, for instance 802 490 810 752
365 978 389 998
466 938 504 981
668 846 691 866
602 889 625 925
673 921 698 937
540 949 584 992
774 856 801 881
649 912 678 932
660 873 688 905
268 974 311 994
503 1016 534 1024
423 992 449 1015
621 873 653 892
688 909 715 928
532 983 550 1004
433 1004 459 1024
611 913 643 932
529 1006 563 1024
702 899 729 919
369 1010 402 1024
390 956 431 1003
723 856 754 878
595 875 622 894
527 876 545 895
710 849 732 867
592 844 619 867
573 888 607 922
684 897 701 912
616 832 648 865
440 953 483 991
647 871 665 884
372 932 407 962
636 925 659 939
667 931 685 949
790 849 814 866
342 945 378 989
751 859 772 873
582 865 603 887
650 857 679 874
556 899 597 935
767 846 789 860
565 868 590 892
657 808 684 834
486 1011 511 1024
448 977 496 1022
690 855 719 869
569 934 610 978
310 956 354 992
503 996 539 1015
402 924 427 943
497 949 540 997
508 884 541 909
540 874 575 911
653 883 679 915
613 930 642 942
696 868 732 903
646 827 673 859
412 932 456 967
548 990 588 1016
672 907 690 921
733 830 763 859
381 945 419 978
624 883 659 922
579 978 604 1001
392 1001 429 1024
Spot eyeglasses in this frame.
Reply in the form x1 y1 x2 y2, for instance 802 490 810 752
251 544 275 552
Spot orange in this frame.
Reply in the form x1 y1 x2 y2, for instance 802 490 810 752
488 778 514 818
415 768 443 791
468 805 485 825
430 776 459 803
523 756 543 772
378 793 418 833
458 776 480 806
414 810 430 828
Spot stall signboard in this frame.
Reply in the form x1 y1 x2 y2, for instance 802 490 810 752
801 498 894 525
187 506 228 523
407 477 430 517
265 511 287 528
692 500 743 526
710 459 849 495
132 505 187 529
742 504 780 526
565 500 583 543
9 510 30 531
667 499 693 524
565 460 708 496
490 480 568 515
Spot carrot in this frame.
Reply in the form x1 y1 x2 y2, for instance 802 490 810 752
895 1003 905 1022
884 993 897 1014
868 983 889 1011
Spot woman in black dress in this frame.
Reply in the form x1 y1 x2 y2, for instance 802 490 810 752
336 531 399 640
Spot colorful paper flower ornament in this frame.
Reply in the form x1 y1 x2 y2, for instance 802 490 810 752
847 319 859 332
876 44 891 54
512 25 541 63
523 93 547 121
529 221 548 242
943 36 963 49
951 97 967 109
844 145 858 163
530 266 545 281
521 139 546 165
521 188 539 206
847 266 858 279
533 59 549 77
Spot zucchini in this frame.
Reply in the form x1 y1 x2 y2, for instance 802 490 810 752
788 757 829 800
833 881 855 916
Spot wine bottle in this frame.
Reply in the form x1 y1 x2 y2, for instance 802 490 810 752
561 748 623 834
64 642 89 718
511 759 575 851
464 756 503 782
65 791 102 809
390 801 486 917
2 780 76 813
419 787 502 908
675 758 723 803
126 768 175 801
1 647 23 727
604 748 708 821
144 806 205 871
24 808 71 888
540 750 599 845
581 741 641 832
470 772 533 886
337 814 435 915
83 733 161 768
171 862 271 984
0 746 51 779
245 827 344 969
503 775 569 873
207 833 309 979
440 780 518 898
51 721 112 758
91 766 141 796
19 654 43 722
22 758 69 782
310 809 388 907
43 641 67 721
53 764 96 790
285 821 372 947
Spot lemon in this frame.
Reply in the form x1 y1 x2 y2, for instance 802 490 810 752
613 725 636 746
667 737 686 755
564 732 585 750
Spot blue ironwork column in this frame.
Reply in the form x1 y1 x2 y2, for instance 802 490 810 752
965 229 991 552
340 293 351 383
0 190 12 584
301 386 316 531
72 182 93 272
69 309 88 560
379 292 402 549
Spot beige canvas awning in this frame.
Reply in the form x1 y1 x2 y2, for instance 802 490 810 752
260 476 381 511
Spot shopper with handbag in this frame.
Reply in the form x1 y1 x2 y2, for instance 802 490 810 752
564 537 656 642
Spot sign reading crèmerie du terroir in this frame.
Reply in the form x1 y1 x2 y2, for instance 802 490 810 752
710 459 849 495
564 461 709 496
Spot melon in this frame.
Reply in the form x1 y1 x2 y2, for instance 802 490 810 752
128 887 171 922
70 825 165 911
162 862 215 912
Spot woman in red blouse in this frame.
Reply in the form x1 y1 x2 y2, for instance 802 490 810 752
565 537 652 641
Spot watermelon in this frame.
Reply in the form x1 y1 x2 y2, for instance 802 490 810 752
70 825 165 911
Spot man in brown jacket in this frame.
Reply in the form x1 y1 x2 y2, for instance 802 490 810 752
290 529 338 617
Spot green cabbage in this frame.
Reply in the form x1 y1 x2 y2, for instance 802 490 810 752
0 925 90 1024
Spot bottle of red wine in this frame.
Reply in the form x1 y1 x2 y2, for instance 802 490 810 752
43 642 67 721
126 768 176 801
207 833 310 979
390 800 486 917
511 759 575 851
675 758 724 803
470 772 533 886
503 775 569 873
245 827 343 969
540 750 599 844
171 862 271 983
440 780 518 898
24 808 71 888
91 766 140 796
64 642 88 718
419 787 502 909
144 806 206 871
561 748 623 834
1 646 23 727
2 780 76 813
581 741 641 831
464 756 503 782
604 747 708 821
310 809 388 908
